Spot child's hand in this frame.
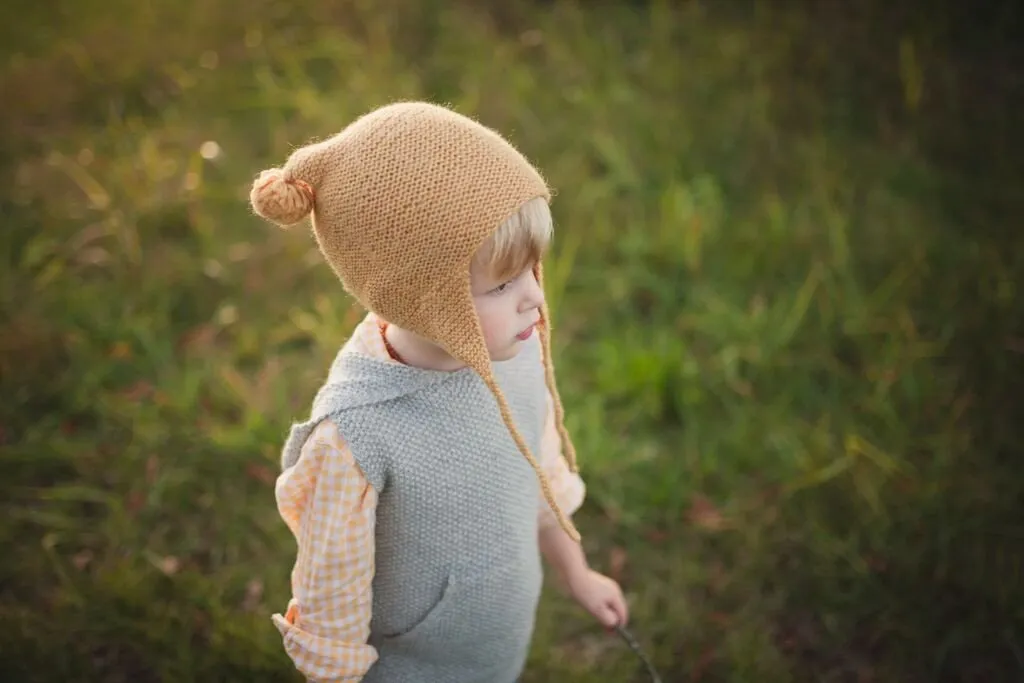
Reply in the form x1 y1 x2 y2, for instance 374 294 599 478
568 569 629 629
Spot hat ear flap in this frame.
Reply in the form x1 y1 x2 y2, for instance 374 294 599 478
534 262 578 475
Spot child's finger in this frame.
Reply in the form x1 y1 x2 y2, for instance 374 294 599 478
611 594 629 626
598 603 620 628
609 599 628 627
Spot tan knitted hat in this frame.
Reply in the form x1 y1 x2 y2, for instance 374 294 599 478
249 101 581 541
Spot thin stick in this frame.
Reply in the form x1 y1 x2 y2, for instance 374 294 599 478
614 624 664 683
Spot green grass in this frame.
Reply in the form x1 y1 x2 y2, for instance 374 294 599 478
2 1 1023 681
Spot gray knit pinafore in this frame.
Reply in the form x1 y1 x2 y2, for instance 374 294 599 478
281 333 548 683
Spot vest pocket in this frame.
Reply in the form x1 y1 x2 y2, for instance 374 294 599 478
381 573 458 645
377 558 541 667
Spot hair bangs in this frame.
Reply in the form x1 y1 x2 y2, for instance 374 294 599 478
475 197 553 283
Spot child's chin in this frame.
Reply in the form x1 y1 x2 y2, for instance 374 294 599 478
489 344 522 362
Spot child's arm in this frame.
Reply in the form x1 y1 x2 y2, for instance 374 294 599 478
539 520 628 628
536 389 629 628
273 419 378 682
538 520 589 587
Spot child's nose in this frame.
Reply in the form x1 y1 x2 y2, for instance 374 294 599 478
520 272 545 311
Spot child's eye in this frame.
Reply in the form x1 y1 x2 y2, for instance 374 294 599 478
491 281 511 295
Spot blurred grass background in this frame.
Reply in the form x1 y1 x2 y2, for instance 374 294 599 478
2 0 1022 681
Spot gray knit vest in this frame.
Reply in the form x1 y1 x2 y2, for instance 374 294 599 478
280 333 547 683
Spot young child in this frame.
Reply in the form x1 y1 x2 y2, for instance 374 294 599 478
249 101 628 683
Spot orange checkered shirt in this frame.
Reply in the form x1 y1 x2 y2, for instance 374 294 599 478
272 313 586 682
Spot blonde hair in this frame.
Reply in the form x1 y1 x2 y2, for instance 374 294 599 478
473 197 552 282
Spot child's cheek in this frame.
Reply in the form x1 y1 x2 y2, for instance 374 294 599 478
483 318 501 349
480 310 506 351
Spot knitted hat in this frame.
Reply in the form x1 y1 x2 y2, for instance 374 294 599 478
249 101 581 541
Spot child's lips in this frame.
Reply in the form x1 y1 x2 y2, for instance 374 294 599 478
515 324 535 341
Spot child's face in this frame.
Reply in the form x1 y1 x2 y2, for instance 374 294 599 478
471 262 545 361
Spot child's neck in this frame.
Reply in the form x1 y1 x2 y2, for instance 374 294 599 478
383 323 467 372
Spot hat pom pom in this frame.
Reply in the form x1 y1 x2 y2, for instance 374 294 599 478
249 169 316 227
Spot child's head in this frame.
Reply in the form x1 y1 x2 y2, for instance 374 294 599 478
471 197 551 362
248 101 555 374
249 101 580 540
